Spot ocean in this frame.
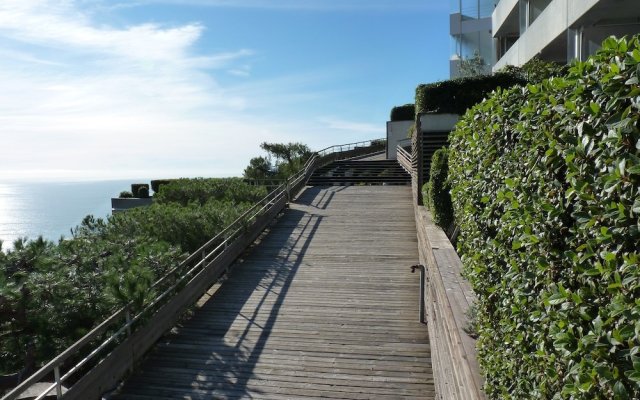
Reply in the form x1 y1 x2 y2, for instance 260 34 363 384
0 180 140 250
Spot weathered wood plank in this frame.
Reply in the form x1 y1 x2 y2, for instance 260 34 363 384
112 186 433 399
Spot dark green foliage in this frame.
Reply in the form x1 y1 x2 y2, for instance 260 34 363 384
131 183 149 198
425 148 453 230
415 72 526 115
261 142 312 178
0 178 267 375
154 178 267 207
119 191 134 198
150 179 176 194
390 104 415 121
243 156 274 181
448 36 640 399
243 142 312 182
137 186 149 199
501 56 569 84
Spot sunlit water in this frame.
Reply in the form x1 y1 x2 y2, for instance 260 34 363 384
0 180 137 250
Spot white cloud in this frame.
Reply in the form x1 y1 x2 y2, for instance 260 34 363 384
0 1 203 62
317 117 382 135
0 0 263 180
0 0 389 182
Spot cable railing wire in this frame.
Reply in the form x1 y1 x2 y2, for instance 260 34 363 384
1 138 384 400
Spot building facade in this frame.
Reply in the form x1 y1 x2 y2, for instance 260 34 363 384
493 0 640 71
450 0 498 77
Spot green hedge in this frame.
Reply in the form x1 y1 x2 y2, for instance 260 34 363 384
415 72 526 115
154 178 267 207
425 148 453 230
390 104 415 121
0 177 268 374
150 179 176 194
448 36 640 399
131 183 149 198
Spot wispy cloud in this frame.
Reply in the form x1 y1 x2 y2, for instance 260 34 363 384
0 0 263 180
317 117 382 135
0 0 394 181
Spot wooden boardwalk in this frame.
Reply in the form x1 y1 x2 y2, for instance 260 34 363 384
112 186 434 399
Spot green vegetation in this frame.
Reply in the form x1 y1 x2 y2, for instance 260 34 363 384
0 178 267 376
500 56 569 84
150 179 176 194
118 190 134 198
131 183 150 198
458 50 486 78
415 72 526 116
390 104 415 121
448 36 640 399
243 142 312 182
424 148 453 230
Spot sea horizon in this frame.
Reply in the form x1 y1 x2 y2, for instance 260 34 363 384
0 179 147 250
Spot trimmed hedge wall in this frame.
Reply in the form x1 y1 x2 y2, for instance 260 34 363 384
425 148 453 230
131 183 150 199
448 36 640 399
415 72 526 115
390 104 415 121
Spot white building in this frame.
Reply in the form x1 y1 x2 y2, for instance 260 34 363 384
450 0 499 77
493 0 640 71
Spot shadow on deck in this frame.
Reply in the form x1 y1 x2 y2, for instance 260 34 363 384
113 186 433 400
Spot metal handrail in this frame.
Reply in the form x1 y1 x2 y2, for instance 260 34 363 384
316 138 385 157
2 139 381 400
397 144 414 177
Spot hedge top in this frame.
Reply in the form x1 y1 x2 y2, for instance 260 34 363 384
415 72 526 116
390 104 415 121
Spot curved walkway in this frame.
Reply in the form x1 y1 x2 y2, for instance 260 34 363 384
113 186 433 399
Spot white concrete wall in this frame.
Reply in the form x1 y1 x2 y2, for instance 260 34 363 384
493 0 518 36
493 0 600 70
419 113 460 132
386 120 414 159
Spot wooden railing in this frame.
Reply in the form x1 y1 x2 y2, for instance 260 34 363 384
1 140 382 400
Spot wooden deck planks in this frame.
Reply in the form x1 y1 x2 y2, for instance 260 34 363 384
113 186 433 399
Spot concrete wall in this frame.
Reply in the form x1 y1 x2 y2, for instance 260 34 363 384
419 113 460 132
386 120 414 160
493 0 600 69
111 198 153 213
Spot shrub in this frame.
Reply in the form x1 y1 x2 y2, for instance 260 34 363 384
151 179 176 194
390 104 415 121
137 186 150 199
415 72 526 115
448 36 640 399
425 148 453 230
154 178 267 207
131 184 149 198
119 191 134 198
500 56 569 84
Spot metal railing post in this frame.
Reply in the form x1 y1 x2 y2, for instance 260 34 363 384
53 366 62 399
286 178 291 203
411 265 426 324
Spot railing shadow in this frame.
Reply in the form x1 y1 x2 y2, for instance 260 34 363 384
295 185 347 210
118 187 325 398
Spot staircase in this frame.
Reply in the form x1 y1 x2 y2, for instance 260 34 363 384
308 159 411 186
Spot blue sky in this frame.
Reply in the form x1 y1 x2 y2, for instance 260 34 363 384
0 0 450 181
